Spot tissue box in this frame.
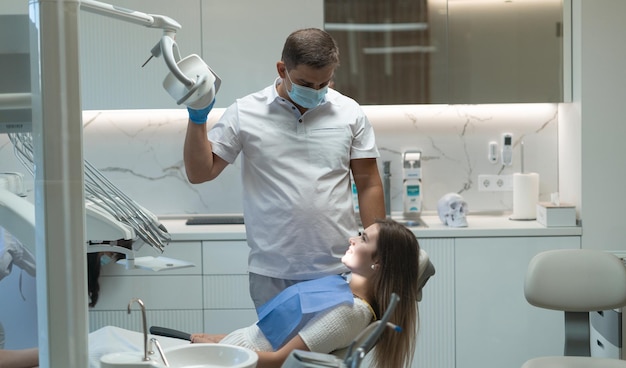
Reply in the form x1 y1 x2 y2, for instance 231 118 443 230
536 202 577 227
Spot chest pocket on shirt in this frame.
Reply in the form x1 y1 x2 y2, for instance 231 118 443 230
307 126 352 169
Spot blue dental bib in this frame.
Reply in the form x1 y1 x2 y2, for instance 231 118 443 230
256 275 353 350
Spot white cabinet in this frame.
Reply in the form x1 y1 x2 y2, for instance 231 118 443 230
89 233 582 368
89 239 258 336
454 236 580 368
89 241 204 334
412 238 456 368
202 240 257 334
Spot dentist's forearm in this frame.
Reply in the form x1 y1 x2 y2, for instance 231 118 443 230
358 184 386 227
183 122 214 183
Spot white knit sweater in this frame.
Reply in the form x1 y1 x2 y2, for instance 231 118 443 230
220 297 374 353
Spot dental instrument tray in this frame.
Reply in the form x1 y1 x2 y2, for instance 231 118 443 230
186 215 245 225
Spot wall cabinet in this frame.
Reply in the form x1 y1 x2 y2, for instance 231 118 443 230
2 0 566 110
324 0 566 104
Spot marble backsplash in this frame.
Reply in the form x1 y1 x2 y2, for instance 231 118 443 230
0 103 558 217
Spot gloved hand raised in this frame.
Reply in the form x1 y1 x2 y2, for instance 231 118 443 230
187 99 216 124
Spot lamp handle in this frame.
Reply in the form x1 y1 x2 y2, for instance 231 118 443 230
160 35 195 87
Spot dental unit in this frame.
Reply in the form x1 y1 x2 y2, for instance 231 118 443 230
0 0 223 364
5 132 174 270
1 0 222 266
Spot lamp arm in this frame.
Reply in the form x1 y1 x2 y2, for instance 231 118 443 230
79 0 196 90
79 0 181 31
160 35 195 87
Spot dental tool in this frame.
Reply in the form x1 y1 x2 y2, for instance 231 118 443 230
8 132 171 261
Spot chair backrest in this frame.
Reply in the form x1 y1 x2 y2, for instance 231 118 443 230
525 249 626 312
525 249 626 356
331 248 435 360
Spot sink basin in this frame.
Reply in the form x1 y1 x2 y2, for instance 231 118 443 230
186 215 245 225
164 343 258 368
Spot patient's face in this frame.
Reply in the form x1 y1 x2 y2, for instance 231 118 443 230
341 223 379 274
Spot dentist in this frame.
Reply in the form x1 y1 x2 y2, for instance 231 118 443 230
183 28 386 308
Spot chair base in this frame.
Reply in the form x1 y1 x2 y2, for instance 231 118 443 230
523 356 626 368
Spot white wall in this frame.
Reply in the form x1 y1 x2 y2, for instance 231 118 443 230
560 0 626 250
0 0 562 218
0 104 559 216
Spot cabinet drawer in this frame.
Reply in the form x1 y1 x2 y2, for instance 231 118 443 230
202 240 249 274
203 275 253 309
92 275 203 310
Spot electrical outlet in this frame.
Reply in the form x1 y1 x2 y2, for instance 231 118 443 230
478 174 513 192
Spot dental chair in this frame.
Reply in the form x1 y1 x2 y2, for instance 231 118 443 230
522 249 626 368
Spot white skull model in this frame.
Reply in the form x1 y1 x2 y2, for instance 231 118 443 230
437 193 468 227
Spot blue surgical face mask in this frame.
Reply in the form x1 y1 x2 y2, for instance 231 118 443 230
284 70 328 109
100 254 113 266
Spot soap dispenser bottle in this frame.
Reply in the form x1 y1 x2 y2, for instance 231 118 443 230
402 150 422 218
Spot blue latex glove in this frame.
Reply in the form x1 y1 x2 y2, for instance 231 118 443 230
187 99 216 124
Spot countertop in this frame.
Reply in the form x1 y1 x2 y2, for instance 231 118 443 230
158 213 582 242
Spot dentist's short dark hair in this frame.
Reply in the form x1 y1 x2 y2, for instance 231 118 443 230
281 28 340 70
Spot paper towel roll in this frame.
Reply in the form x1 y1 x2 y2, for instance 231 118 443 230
511 173 539 220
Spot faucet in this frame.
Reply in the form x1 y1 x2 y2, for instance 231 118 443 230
127 298 150 362
383 161 391 218
150 337 170 367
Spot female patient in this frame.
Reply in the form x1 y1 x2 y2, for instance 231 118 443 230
0 218 420 368
191 218 421 368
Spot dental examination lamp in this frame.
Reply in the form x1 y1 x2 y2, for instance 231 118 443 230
79 0 221 109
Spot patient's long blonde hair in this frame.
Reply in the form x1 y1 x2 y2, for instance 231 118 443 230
369 218 420 368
